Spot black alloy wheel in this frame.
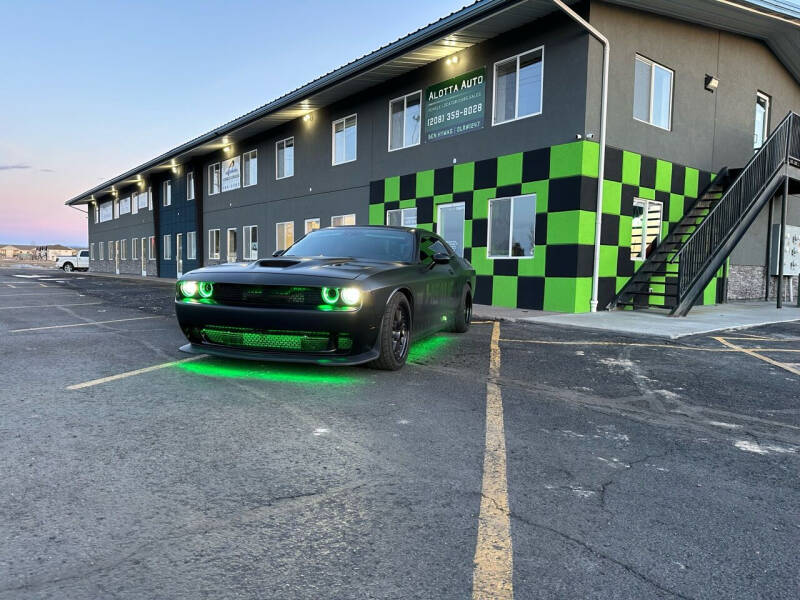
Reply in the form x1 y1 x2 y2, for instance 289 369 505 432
370 292 412 370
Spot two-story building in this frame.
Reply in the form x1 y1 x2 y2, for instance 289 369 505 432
66 0 800 313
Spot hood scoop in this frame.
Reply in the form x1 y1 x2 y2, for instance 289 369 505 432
258 259 301 268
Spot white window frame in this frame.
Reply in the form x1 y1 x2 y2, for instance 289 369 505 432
243 150 258 187
131 238 139 260
486 194 537 260
331 214 356 227
90 243 95 260
304 218 320 234
113 198 119 219
208 163 221 195
163 234 171 260
120 239 127 261
187 231 196 260
633 55 674 131
93 204 99 224
331 114 357 166
226 228 238 262
275 221 295 252
631 198 664 262
208 229 220 259
492 46 545 126
162 180 171 206
99 242 104 260
243 225 258 260
275 137 294 179
107 241 114 260
388 91 422 151
148 236 155 261
754 91 771 150
386 207 417 227
187 171 195 200
436 202 466 258
148 186 153 210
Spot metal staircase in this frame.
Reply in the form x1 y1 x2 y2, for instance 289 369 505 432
610 111 800 316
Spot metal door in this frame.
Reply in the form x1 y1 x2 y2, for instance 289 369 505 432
437 202 465 257
114 241 120 275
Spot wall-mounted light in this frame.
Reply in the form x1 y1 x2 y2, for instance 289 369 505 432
445 54 460 65
303 113 313 123
704 74 719 93
224 145 232 154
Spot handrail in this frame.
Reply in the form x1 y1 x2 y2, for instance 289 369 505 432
672 111 798 300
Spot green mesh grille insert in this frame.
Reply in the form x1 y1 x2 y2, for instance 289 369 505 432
202 327 330 352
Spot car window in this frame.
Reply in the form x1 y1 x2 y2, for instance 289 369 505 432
80 251 89 257
286 228 415 262
419 235 450 263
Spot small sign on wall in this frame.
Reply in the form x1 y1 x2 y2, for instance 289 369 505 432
221 156 241 192
424 67 486 142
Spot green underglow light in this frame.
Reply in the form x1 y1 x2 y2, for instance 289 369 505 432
316 304 357 312
175 359 361 385
180 280 198 297
181 297 218 305
408 334 454 363
321 287 339 304
198 281 214 298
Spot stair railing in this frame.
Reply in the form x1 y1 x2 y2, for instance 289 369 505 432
672 112 797 300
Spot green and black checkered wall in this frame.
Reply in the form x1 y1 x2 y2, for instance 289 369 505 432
368 141 723 312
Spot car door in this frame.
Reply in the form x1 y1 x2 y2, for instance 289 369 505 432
417 233 457 333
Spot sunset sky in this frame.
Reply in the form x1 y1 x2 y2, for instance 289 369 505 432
0 0 467 247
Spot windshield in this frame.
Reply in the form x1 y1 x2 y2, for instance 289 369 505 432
285 228 415 262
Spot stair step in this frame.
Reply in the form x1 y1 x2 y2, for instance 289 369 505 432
621 291 676 298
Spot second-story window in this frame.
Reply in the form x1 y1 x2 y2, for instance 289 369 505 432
493 47 544 125
276 137 294 179
243 150 258 187
754 92 770 149
633 55 673 131
187 172 195 200
162 180 171 206
332 115 357 165
389 92 421 151
209 163 221 195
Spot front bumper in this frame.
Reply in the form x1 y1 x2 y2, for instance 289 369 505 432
174 300 382 366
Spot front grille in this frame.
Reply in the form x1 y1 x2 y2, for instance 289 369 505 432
200 326 352 354
212 284 320 309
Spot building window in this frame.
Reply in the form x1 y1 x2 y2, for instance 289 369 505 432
162 180 171 206
93 205 99 224
493 47 544 126
187 172 195 200
163 234 171 260
226 228 237 262
276 221 294 251
148 236 156 260
387 207 417 227
633 55 673 130
331 214 356 227
119 196 131 215
113 198 119 219
208 163 221 195
487 194 536 259
754 92 770 149
209 229 220 259
276 137 294 179
132 238 139 260
90 243 95 260
631 198 663 261
99 242 104 260
304 218 320 234
332 114 357 165
148 186 153 210
243 225 258 260
243 150 258 187
187 231 196 260
108 241 114 260
389 91 422 151
120 239 127 260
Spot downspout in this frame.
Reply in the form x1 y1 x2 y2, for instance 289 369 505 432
553 0 609 312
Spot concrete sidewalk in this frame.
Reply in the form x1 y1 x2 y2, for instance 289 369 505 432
475 301 800 339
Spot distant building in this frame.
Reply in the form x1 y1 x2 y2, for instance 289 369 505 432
0 245 36 259
44 245 77 261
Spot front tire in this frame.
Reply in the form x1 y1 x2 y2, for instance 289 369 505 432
451 285 472 333
370 293 411 371
62 263 73 272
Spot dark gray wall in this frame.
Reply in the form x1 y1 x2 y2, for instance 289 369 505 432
585 1 800 173
201 12 591 260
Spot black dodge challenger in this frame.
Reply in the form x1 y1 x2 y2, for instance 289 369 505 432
175 226 476 370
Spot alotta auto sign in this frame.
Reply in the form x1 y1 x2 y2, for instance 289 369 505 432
424 67 486 143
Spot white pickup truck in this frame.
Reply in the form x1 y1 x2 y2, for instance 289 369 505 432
55 250 90 272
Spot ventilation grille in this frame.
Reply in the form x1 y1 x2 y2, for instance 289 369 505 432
211 284 320 309
201 326 352 353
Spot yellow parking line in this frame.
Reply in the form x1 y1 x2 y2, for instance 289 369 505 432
472 321 513 599
713 337 800 376
10 316 162 333
499 338 800 353
0 302 101 310
67 355 207 390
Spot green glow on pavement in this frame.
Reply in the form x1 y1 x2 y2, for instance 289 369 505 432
175 359 362 385
408 334 454 362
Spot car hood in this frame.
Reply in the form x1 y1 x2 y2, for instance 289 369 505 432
185 257 404 281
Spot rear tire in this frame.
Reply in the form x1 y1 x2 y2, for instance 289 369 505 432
452 285 472 333
369 293 411 371
62 263 73 272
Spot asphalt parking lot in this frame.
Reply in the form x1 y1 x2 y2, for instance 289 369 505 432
1 266 799 600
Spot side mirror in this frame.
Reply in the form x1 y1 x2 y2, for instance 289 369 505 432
432 252 451 265
272 249 285 257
